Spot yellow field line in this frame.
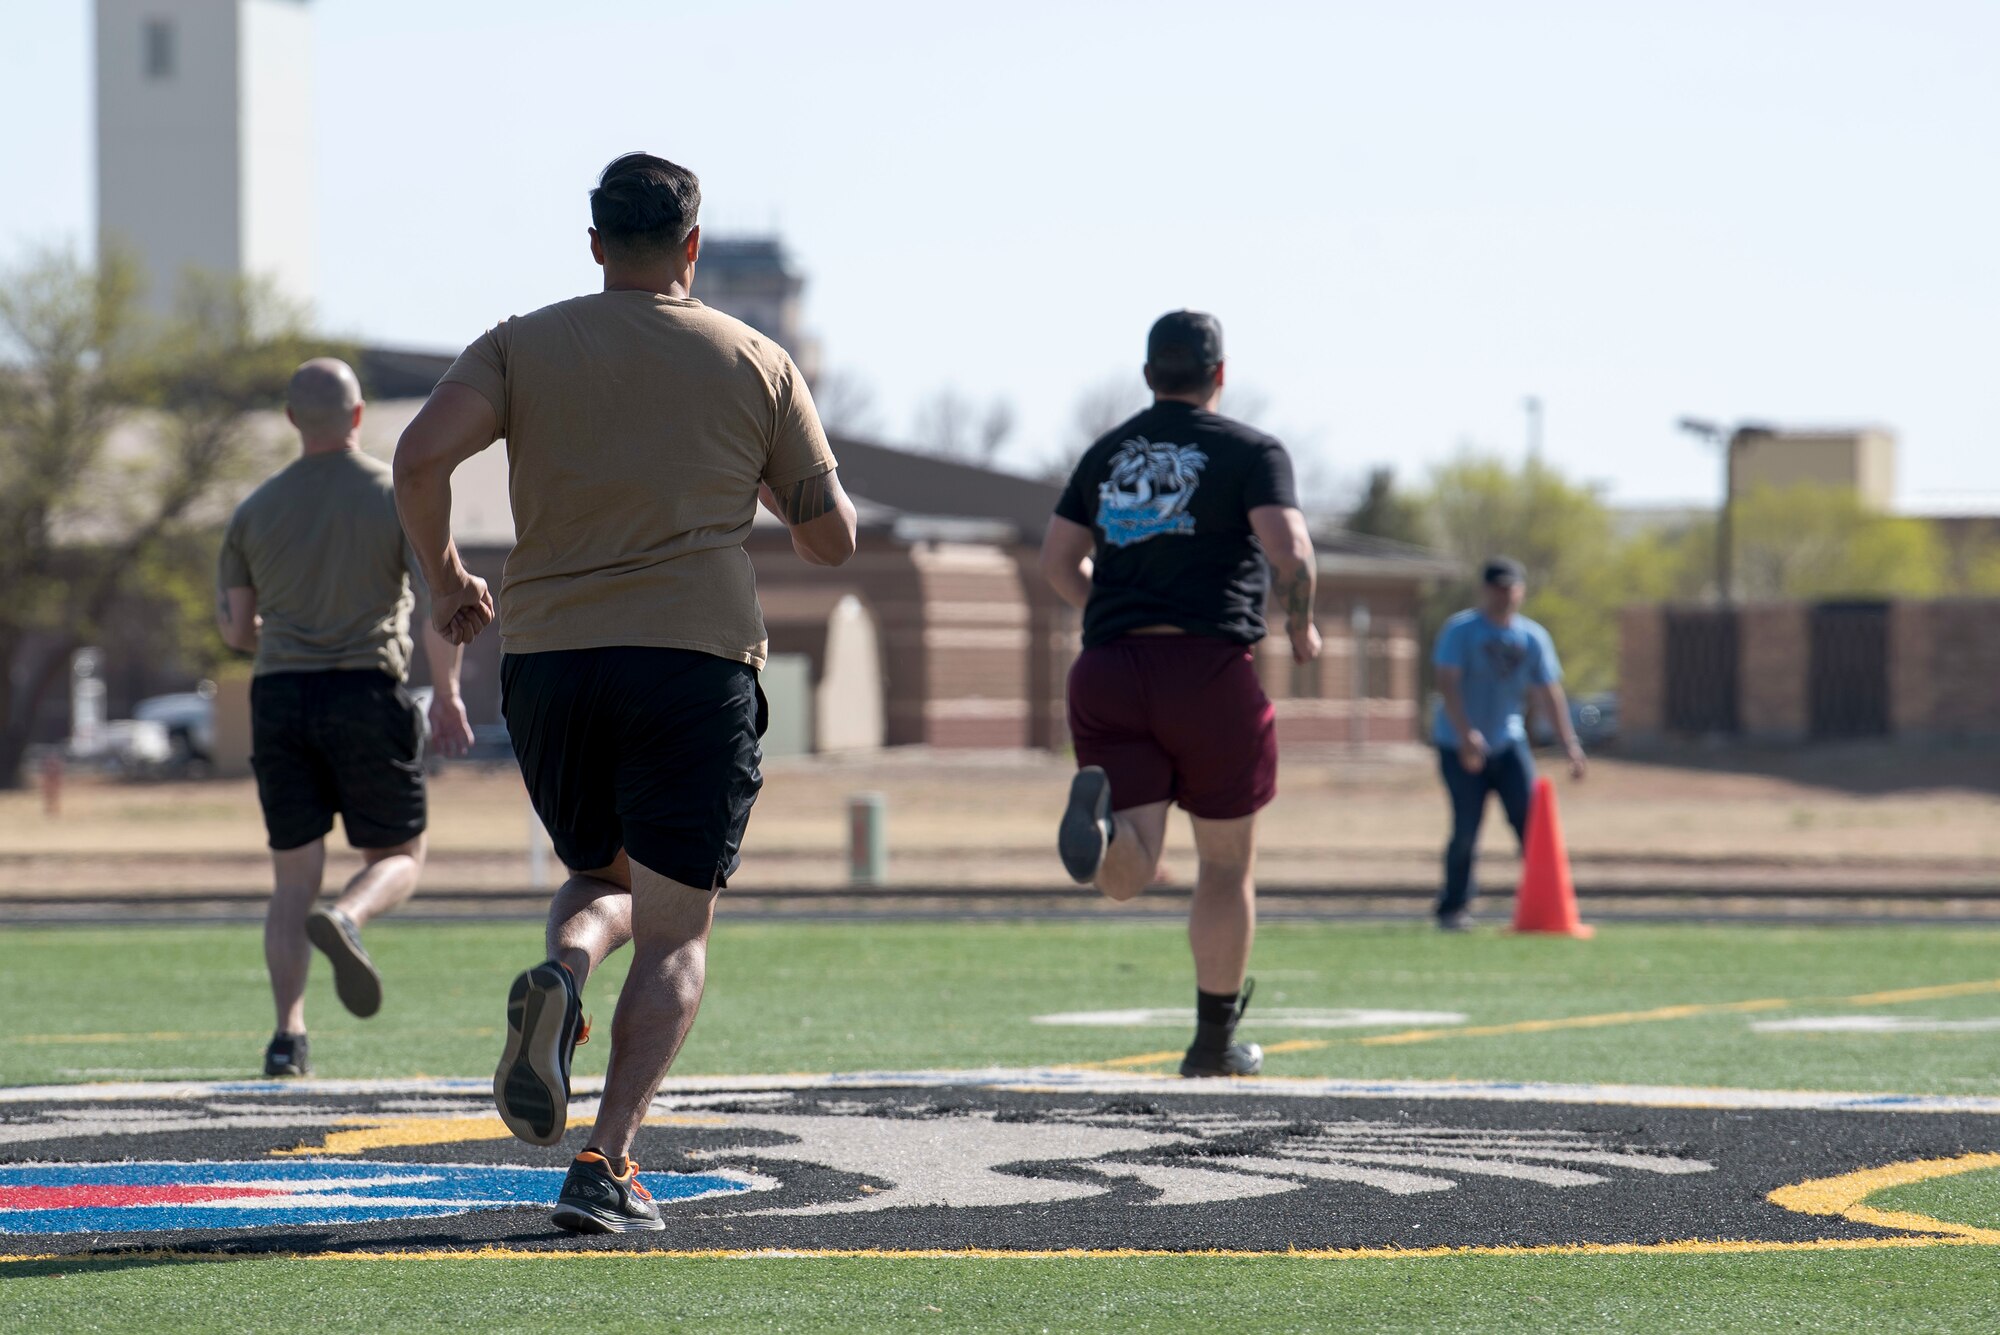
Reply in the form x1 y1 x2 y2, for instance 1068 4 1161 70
1077 976 2000 1071
1845 979 2000 1006
1074 997 1795 1071
1769 1152 2000 1244
278 1111 727 1157
3 1235 1991 1267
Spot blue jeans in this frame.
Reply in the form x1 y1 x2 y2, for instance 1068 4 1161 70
1436 740 1534 917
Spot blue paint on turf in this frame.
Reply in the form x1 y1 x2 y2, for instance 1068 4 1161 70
0 1159 754 1235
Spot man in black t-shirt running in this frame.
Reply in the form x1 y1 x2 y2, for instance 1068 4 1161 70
1041 310 1321 1077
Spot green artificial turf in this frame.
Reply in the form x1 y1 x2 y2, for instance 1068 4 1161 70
1870 1167 2000 1233
2 920 1998 1093
5 1249 1998 1334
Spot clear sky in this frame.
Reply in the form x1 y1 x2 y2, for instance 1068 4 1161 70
3 0 1995 506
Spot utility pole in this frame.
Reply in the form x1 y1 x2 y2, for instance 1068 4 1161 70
1524 396 1543 461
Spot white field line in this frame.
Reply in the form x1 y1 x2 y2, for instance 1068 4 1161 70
4 1069 2000 1115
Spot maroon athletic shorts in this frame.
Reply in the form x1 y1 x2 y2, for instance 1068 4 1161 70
1066 635 1278 820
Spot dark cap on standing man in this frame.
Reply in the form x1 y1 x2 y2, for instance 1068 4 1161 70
1146 310 1225 388
1482 556 1526 587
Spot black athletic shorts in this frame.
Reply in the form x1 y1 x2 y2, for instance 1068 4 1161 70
250 670 427 851
501 646 768 891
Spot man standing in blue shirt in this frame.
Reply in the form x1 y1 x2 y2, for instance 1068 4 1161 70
1432 557 1587 930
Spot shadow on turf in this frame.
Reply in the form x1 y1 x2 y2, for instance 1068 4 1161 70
1613 739 2000 798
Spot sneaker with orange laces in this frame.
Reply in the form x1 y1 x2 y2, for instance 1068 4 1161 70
551 1149 664 1233
494 959 591 1146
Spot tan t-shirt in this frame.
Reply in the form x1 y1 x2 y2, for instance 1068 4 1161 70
217 451 419 679
440 292 835 668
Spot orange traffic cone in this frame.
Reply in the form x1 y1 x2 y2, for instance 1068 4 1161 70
1512 776 1593 938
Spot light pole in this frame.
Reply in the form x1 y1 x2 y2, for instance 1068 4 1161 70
1676 417 1733 604
1677 418 1776 604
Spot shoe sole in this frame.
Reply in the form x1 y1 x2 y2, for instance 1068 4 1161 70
1058 767 1112 885
306 911 382 1018
495 964 572 1147
550 1202 666 1234
1180 1043 1264 1078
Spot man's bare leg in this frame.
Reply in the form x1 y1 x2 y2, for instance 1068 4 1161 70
587 858 717 1162
1182 812 1261 1077
267 841 327 1034
1095 801 1171 903
547 851 635 991
1187 813 1258 994
332 834 426 926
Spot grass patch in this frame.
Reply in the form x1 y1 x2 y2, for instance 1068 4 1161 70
1870 1167 2000 1233
2 921 1999 1091
5 1249 1998 1334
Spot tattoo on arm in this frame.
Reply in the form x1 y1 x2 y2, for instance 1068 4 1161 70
773 470 836 525
1280 565 1314 626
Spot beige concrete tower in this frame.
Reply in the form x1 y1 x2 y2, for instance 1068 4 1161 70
95 0 315 312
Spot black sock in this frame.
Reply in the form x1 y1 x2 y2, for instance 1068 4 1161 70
1196 989 1241 1028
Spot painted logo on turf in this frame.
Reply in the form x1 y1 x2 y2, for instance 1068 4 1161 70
0 1159 755 1235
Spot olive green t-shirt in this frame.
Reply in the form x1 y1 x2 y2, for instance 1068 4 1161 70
216 451 420 679
439 291 836 668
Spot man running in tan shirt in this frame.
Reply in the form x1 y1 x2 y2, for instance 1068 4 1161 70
394 153 857 1233
218 358 473 1078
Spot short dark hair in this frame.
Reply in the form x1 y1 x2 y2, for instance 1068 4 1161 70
1146 309 1225 395
589 152 701 258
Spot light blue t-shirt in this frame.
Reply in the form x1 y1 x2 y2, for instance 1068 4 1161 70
1431 610 1562 748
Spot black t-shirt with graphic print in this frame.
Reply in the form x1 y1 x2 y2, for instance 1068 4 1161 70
1054 401 1301 649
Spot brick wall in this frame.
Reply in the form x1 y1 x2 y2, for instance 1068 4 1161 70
1619 606 1664 740
1736 603 1810 740
1923 599 2000 735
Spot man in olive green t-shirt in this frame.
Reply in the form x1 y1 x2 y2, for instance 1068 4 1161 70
395 153 858 1234
217 358 475 1079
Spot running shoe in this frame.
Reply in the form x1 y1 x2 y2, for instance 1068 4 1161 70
263 1031 310 1078
1058 765 1115 884
305 906 382 1018
1180 978 1263 1078
551 1150 664 1234
494 960 589 1146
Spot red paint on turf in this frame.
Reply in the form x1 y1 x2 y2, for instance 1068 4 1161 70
0 1184 287 1210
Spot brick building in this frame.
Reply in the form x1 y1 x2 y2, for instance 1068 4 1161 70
438 428 1453 751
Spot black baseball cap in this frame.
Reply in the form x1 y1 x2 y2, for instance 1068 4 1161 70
1146 310 1224 378
1482 557 1526 587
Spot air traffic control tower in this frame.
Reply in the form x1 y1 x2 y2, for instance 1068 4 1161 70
95 0 315 312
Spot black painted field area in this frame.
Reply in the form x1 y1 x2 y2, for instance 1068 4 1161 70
5 1077 1997 1256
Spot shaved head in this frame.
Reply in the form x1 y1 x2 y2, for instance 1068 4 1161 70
287 358 364 439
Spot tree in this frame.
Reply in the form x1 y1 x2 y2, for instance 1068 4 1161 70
1730 484 1946 600
1419 455 1626 695
811 367 883 439
1344 467 1430 546
911 387 1015 464
0 250 334 786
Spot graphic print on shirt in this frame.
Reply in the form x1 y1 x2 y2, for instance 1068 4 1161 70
1097 438 1209 547
1481 638 1528 681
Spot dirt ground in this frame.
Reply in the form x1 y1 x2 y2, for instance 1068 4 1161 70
2 745 1996 910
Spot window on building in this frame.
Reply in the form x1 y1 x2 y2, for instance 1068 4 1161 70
144 19 175 80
